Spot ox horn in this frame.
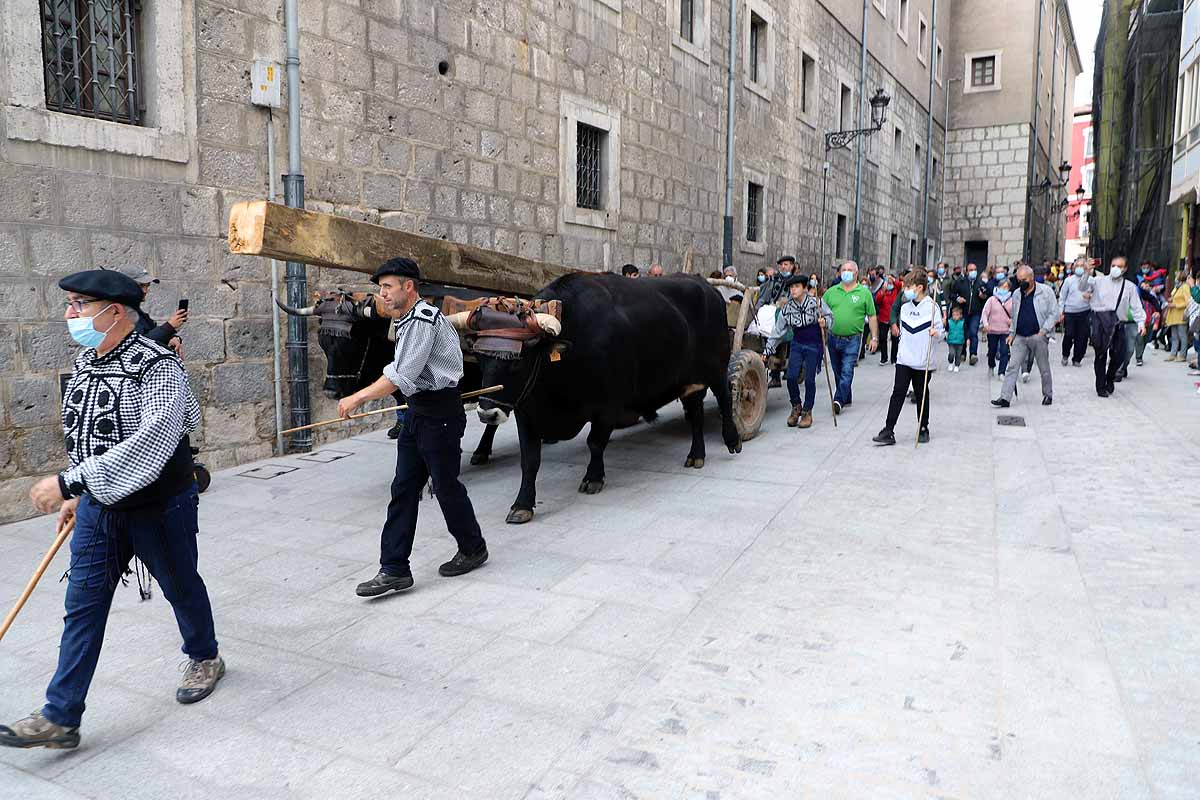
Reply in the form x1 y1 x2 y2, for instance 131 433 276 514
534 313 561 336
274 296 316 316
446 311 472 330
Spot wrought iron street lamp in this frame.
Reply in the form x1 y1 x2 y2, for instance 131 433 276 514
819 89 891 274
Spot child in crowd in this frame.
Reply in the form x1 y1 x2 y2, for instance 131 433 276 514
980 278 1014 379
873 267 944 446
782 276 833 429
946 306 966 371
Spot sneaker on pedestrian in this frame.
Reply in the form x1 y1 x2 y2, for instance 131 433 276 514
880 358 889 365
1020 372 1030 383
917 428 930 444
833 400 842 415
991 398 1010 408
1042 396 1052 406
1061 357 1068 366
988 366 995 376
787 404 802 427
1136 359 1144 366
798 409 813 429
439 548 489 577
177 656 225 705
1097 387 1111 397
0 711 80 750
969 355 978 366
355 570 414 597
872 428 896 446
1072 361 1082 367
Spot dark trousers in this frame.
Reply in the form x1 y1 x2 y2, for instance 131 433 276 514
43 484 216 728
826 333 861 405
1062 310 1091 363
986 333 1011 374
885 364 931 431
965 313 981 356
1094 324 1127 391
878 324 899 362
380 411 485 576
786 340 822 410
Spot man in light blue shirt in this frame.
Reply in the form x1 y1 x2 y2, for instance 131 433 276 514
1058 257 1094 366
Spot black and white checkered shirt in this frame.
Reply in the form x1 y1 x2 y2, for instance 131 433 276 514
59 333 200 506
383 300 463 396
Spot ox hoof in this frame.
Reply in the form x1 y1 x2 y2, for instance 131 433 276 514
684 457 705 469
578 479 605 495
506 508 534 525
470 452 490 466
727 441 742 455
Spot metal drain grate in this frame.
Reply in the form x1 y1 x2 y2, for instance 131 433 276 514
996 415 1026 427
237 465 298 480
297 450 354 464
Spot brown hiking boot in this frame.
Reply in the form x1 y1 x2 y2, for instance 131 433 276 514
0 711 80 749
798 409 813 428
177 655 225 704
786 404 802 427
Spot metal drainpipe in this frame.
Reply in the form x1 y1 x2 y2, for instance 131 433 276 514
1023 0 1046 263
940 77 960 262
921 0 939 264
1055 24 1072 259
282 0 311 450
852 0 868 263
266 109 284 456
722 0 738 268
1044 1 1060 261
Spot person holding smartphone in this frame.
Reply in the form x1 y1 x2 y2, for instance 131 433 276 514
106 265 187 357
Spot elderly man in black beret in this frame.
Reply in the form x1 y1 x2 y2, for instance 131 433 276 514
337 257 489 597
0 270 222 751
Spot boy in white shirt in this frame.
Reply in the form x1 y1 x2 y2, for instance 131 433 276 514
873 267 945 445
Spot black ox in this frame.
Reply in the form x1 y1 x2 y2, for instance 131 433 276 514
459 272 741 524
274 290 501 464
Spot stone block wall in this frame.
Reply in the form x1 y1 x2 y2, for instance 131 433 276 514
942 123 1032 268
0 0 946 522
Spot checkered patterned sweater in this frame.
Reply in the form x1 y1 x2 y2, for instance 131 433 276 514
58 333 200 508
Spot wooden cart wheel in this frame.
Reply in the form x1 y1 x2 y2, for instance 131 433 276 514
727 349 768 441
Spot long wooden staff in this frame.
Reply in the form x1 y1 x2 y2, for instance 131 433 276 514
281 385 504 436
0 516 75 643
915 322 936 449
818 323 838 428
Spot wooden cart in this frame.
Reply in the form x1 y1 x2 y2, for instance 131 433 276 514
229 200 770 440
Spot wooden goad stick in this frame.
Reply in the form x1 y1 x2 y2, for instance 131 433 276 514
280 385 505 436
0 516 76 643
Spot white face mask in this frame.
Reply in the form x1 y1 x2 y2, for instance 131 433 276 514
1111 267 1124 279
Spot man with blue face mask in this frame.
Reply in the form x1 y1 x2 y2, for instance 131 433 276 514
821 261 878 414
3 270 222 751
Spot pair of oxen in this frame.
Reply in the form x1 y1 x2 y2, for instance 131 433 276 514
277 272 742 524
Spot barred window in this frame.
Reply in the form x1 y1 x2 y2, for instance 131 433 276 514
576 123 605 210
680 0 694 43
746 182 762 242
40 0 144 125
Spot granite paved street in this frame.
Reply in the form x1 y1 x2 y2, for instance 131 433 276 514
2 343 1198 800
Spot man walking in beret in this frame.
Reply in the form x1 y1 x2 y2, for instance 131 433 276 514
337 257 489 597
0 269 222 750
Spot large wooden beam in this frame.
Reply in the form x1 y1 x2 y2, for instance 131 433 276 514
227 200 575 297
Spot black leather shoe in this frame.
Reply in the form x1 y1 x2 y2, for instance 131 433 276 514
1097 388 1110 397
990 399 1010 408
969 355 978 366
1042 396 1052 406
355 571 414 597
917 428 930 444
871 429 896 446
439 548 489 577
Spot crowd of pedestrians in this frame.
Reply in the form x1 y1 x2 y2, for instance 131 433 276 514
732 253 1197 442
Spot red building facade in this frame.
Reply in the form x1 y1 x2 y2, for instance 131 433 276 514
1065 104 1094 260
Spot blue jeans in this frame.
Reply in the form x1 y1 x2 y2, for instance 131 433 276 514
786 340 822 410
825 333 861 405
43 484 217 727
965 313 981 356
380 412 486 576
987 333 1010 374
